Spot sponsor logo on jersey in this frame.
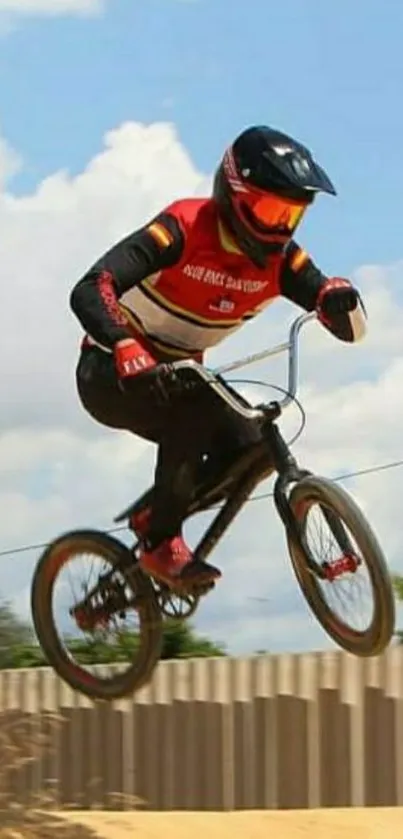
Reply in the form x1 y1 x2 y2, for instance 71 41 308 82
208 295 236 314
183 263 268 293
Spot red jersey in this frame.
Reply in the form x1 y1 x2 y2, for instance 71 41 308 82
119 199 290 357
70 197 358 357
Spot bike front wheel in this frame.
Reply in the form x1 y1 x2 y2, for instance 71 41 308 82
31 530 163 700
285 475 395 656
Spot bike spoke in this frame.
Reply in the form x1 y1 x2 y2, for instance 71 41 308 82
53 550 143 678
305 503 373 633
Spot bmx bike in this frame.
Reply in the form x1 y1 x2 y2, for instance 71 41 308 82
31 312 396 701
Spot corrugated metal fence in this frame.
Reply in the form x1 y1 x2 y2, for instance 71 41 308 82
1 647 403 811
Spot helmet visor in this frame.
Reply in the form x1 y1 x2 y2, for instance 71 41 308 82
244 190 307 231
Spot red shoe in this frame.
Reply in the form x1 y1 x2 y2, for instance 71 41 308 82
130 506 152 537
139 535 221 589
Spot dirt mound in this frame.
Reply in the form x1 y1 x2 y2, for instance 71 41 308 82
61 808 403 838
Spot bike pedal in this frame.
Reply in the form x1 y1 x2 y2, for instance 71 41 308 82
143 567 217 597
187 580 216 596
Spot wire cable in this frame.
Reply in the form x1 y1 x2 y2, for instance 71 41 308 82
1 457 403 560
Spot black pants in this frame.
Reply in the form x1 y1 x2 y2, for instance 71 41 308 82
76 346 260 546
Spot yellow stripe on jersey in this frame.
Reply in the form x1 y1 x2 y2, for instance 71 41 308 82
217 219 243 254
147 222 174 249
290 247 309 272
118 304 201 358
140 278 243 329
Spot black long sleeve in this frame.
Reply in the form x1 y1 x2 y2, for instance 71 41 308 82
279 241 364 343
280 241 327 310
70 212 184 348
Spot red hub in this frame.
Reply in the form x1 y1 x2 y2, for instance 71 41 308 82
72 605 110 632
323 553 361 582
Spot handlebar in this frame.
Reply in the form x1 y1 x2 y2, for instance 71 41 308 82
170 311 316 422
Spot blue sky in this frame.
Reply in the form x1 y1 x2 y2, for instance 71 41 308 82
1 0 402 274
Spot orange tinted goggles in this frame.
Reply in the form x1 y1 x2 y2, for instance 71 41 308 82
245 190 307 230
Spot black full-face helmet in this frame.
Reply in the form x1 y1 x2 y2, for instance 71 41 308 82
213 125 337 268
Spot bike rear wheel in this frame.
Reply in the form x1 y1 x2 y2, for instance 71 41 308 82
286 475 395 656
31 530 163 700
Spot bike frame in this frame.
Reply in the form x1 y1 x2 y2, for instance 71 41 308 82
115 311 325 568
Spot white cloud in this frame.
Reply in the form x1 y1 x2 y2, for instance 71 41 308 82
0 121 209 432
0 0 104 15
0 134 21 189
0 0 191 26
1 119 403 656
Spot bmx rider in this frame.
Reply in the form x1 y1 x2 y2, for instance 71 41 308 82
70 124 367 590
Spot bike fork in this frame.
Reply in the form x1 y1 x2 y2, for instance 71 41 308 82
263 422 319 571
267 423 352 572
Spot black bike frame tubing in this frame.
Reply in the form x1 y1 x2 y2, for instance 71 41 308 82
192 459 268 564
191 418 285 565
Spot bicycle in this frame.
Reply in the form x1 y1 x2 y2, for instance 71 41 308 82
31 312 396 701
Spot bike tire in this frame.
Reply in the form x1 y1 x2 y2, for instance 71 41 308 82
31 529 163 700
285 475 395 657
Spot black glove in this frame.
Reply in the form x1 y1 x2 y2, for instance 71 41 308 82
317 277 359 318
121 360 202 407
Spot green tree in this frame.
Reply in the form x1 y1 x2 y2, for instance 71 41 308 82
0 599 226 669
161 621 226 659
63 622 226 665
392 574 403 601
0 602 36 669
392 575 403 643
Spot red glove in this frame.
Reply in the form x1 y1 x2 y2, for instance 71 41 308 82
316 277 359 324
114 338 157 380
